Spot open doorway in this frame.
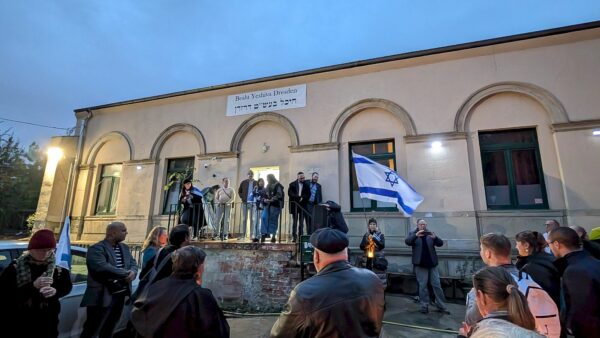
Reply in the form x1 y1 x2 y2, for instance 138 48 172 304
250 166 280 181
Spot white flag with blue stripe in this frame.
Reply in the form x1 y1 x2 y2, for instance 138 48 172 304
55 216 71 270
352 152 424 217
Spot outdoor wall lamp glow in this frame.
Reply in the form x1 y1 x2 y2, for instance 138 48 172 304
47 147 64 161
431 141 442 149
593 130 600 136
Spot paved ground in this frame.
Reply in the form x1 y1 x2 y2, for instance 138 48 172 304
227 293 466 338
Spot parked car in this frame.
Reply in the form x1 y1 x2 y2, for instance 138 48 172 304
0 240 138 338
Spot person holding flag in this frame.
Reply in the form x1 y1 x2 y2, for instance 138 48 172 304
179 178 204 239
0 228 73 338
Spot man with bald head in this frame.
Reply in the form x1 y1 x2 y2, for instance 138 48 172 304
81 222 138 338
270 228 384 338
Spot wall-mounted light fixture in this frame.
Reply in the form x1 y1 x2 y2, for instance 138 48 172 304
431 141 442 150
47 147 64 162
262 143 270 153
593 130 600 136
136 165 143 170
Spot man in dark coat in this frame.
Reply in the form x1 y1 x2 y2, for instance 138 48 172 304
80 222 138 338
548 227 600 338
0 229 72 338
270 228 384 338
288 171 311 242
131 246 229 338
306 172 323 235
405 218 449 314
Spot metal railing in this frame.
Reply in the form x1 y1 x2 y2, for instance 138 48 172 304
166 200 318 243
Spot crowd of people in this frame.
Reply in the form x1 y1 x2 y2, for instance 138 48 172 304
178 170 340 243
1 214 599 337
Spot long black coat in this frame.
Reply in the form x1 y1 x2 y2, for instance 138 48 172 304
515 252 561 307
405 229 443 267
288 180 310 215
554 250 600 338
0 260 72 338
131 275 229 338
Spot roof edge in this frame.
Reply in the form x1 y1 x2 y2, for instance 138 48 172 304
75 20 600 113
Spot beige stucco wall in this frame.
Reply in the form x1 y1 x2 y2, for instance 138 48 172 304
39 28 600 247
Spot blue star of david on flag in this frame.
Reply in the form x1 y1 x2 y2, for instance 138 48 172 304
351 152 424 217
385 171 399 187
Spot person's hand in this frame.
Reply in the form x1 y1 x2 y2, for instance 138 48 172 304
40 286 57 298
33 276 53 289
429 232 437 239
125 271 136 282
416 230 426 237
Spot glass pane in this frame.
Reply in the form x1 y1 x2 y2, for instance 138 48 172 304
482 151 511 206
511 149 544 206
108 177 120 214
95 177 111 213
351 141 394 156
163 181 181 214
479 129 536 147
168 157 194 171
102 164 121 178
71 251 88 284
352 191 371 209
0 250 11 271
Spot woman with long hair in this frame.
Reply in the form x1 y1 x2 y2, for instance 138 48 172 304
140 226 167 277
515 230 561 307
459 266 543 338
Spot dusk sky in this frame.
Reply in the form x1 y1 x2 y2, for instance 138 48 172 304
1 1 600 148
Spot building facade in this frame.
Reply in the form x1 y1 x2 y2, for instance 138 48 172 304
36 25 600 271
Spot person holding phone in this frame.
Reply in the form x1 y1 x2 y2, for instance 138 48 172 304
405 218 450 315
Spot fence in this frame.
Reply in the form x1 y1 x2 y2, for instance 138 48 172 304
72 241 144 268
167 200 319 243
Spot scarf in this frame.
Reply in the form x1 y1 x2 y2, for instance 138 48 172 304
15 251 56 287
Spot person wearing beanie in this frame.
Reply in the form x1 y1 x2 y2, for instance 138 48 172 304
80 222 138 338
359 218 386 271
0 229 72 338
270 228 385 338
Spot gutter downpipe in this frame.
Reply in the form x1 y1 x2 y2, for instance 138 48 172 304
58 109 92 240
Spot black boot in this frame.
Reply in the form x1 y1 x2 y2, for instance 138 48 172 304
260 234 266 243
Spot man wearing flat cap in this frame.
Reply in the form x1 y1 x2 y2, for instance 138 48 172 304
270 228 385 338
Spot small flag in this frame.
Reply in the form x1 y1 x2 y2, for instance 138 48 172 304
352 152 424 217
55 216 72 270
190 186 204 197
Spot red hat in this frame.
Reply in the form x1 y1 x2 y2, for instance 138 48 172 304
28 229 57 250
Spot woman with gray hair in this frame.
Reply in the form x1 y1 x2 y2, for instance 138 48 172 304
131 246 230 337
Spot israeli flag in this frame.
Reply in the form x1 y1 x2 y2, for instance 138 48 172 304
352 152 424 217
190 186 204 197
55 216 71 270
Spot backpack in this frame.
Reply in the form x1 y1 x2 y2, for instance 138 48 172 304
511 271 561 338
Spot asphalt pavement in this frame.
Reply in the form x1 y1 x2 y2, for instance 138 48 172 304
227 293 466 338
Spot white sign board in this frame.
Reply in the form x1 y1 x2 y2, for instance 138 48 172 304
226 84 306 116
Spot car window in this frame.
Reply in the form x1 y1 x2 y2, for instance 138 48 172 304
0 250 11 273
71 250 88 284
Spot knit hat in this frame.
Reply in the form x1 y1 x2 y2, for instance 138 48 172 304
28 229 57 250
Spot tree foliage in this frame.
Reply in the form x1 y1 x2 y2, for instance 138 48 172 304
0 129 46 232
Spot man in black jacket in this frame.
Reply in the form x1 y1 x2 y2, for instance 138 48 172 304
288 172 311 242
306 172 323 235
548 227 600 338
405 218 449 314
81 222 138 338
238 170 256 240
131 246 229 338
270 228 384 338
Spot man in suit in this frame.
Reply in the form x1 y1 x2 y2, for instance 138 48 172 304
288 171 311 242
238 170 256 240
81 222 138 338
306 172 323 235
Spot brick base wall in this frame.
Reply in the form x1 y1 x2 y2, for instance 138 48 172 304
190 242 301 312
